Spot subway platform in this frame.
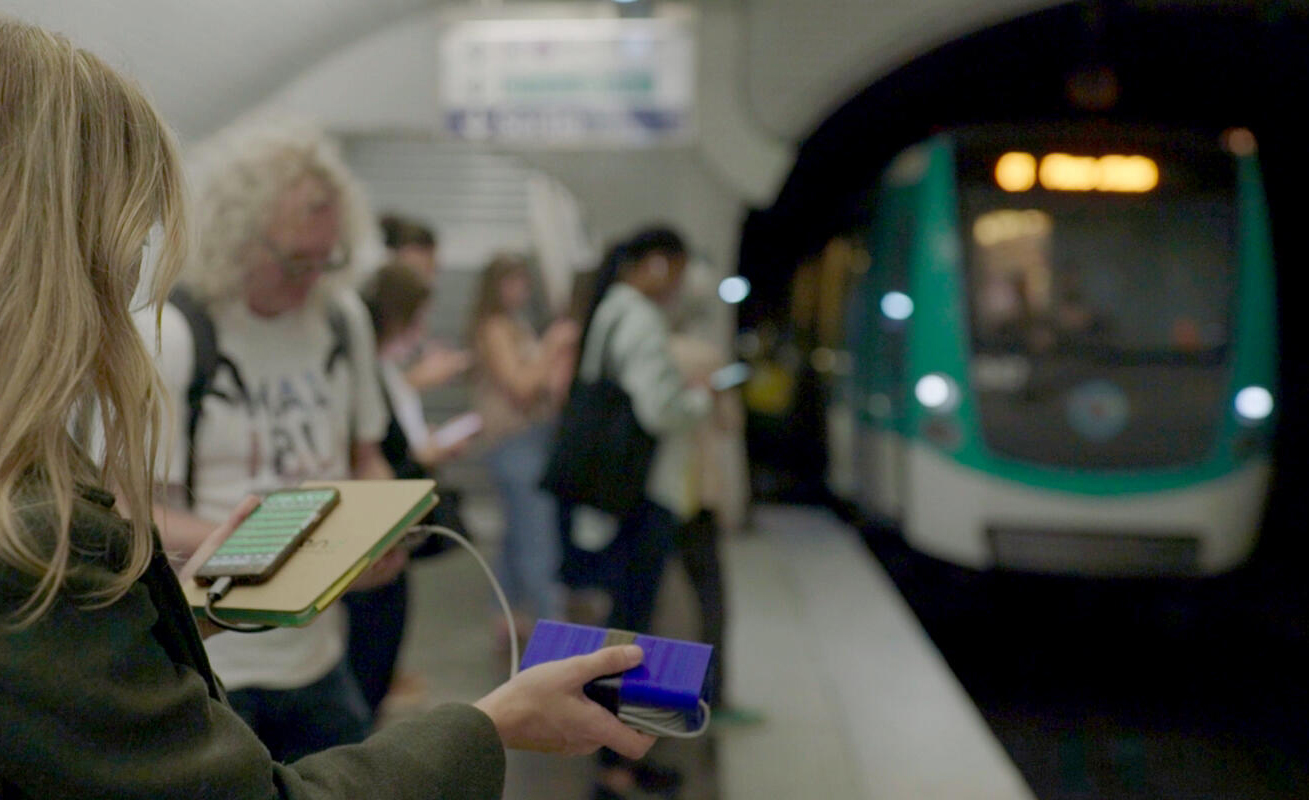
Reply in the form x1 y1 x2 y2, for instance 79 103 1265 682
380 502 1035 799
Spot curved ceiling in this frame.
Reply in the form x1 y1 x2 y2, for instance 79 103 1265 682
0 0 433 140
1 0 1062 144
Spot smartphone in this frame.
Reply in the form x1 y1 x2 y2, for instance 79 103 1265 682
194 487 340 586
709 362 752 392
431 411 483 450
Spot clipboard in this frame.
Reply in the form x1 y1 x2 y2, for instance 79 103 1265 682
183 479 437 627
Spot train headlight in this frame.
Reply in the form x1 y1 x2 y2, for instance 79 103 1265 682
915 373 960 413
1234 386 1274 424
880 292 914 320
718 276 751 304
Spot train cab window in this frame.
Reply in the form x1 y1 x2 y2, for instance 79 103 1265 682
958 140 1236 363
953 127 1241 469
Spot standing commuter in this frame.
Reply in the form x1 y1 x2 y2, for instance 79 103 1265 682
344 216 470 721
0 17 654 798
560 227 712 799
347 263 469 720
147 116 403 761
471 254 578 646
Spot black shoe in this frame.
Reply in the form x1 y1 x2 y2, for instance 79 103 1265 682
630 761 684 797
592 784 626 800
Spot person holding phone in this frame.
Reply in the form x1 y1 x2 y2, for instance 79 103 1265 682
0 18 652 798
560 228 713 800
348 264 474 721
471 254 579 647
141 113 400 762
376 215 474 396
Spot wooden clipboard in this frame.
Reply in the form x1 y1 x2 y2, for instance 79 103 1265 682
183 479 437 627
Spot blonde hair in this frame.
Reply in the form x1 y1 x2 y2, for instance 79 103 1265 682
0 19 188 627
184 115 373 304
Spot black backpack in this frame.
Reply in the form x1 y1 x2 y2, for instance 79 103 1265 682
167 288 350 508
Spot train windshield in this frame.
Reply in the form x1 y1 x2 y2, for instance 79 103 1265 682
957 140 1237 362
954 131 1241 469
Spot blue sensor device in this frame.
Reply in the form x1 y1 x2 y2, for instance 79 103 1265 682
520 620 714 733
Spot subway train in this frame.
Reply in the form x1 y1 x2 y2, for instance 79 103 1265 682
837 123 1277 576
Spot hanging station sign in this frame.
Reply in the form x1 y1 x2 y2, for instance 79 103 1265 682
437 16 696 147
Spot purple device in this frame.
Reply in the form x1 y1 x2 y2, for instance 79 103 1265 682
520 620 714 728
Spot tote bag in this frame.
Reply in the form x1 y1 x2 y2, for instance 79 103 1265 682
540 316 655 516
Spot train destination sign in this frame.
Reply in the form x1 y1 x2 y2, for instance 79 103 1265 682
438 16 696 147
995 151 1159 193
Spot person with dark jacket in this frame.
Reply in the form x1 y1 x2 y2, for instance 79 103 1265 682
345 264 469 718
0 18 652 798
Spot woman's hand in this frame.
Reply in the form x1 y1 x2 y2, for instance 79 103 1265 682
415 436 472 470
543 319 581 355
473 645 657 759
347 546 409 592
406 342 472 391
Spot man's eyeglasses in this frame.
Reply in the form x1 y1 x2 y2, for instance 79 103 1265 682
261 237 350 278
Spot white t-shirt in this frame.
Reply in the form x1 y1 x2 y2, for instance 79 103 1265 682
143 288 387 691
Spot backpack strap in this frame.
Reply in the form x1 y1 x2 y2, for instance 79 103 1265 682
167 287 220 510
325 303 350 375
324 300 355 444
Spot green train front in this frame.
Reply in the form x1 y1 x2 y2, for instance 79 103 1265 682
846 125 1276 575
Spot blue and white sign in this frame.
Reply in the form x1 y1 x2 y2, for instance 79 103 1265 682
438 16 696 147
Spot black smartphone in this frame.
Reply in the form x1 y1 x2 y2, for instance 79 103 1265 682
194 487 340 586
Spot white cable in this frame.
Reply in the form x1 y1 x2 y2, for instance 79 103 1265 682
617 699 713 739
410 525 712 738
410 525 518 677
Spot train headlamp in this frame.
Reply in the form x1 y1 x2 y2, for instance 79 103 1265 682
880 292 914 320
1234 386 1273 424
915 373 960 413
718 276 751 305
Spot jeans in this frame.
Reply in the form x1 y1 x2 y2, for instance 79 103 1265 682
486 423 563 621
603 500 677 634
560 499 678 634
343 571 409 719
225 658 371 763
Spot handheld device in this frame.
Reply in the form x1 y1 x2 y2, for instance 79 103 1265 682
521 620 714 738
709 362 752 392
431 411 483 450
195 488 340 586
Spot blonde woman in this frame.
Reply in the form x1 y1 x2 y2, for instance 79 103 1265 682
0 18 651 798
471 255 578 640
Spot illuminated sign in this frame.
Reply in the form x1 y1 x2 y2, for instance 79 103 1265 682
995 152 1159 193
438 16 696 147
994 152 1038 192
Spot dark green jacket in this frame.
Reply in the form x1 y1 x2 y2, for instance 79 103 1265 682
0 488 505 799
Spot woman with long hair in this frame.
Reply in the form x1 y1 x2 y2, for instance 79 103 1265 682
557 227 713 800
471 254 578 644
0 18 650 798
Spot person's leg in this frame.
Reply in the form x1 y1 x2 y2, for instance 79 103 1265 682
506 425 564 622
605 501 676 637
486 439 528 613
342 570 410 718
595 502 681 798
676 509 727 707
262 659 373 763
